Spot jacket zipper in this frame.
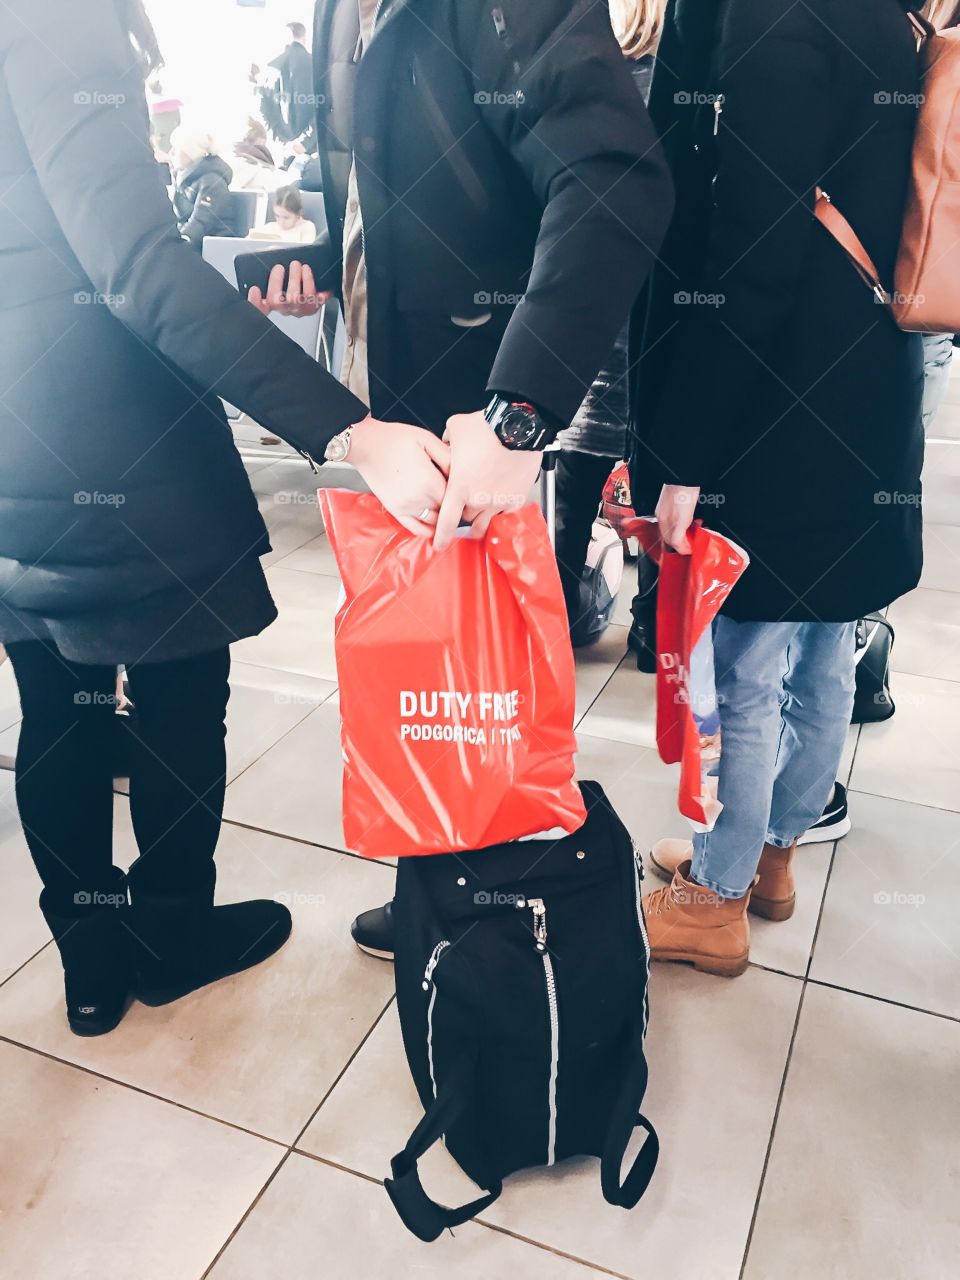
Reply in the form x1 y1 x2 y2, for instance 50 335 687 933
527 897 559 1166
713 94 725 135
423 940 451 1100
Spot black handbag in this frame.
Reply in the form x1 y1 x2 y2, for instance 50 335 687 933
852 612 895 724
386 781 658 1241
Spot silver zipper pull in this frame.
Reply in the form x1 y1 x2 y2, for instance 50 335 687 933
422 940 450 990
713 95 725 135
528 897 547 952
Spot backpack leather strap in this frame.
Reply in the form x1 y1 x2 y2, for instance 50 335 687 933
813 187 890 305
385 1058 503 1242
600 1020 660 1209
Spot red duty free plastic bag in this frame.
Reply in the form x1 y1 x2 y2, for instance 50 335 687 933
319 490 587 858
626 517 749 831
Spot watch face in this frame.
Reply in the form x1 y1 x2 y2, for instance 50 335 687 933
499 407 540 448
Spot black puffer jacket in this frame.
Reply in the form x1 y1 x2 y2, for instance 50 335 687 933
0 0 366 619
173 154 235 250
630 0 924 623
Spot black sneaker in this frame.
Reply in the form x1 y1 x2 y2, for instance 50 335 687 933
797 781 851 846
350 900 395 960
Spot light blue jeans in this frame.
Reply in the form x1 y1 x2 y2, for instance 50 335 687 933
691 617 857 899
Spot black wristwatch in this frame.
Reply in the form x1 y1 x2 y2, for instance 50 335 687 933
484 395 559 450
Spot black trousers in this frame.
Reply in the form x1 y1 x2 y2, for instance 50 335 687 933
7 640 231 911
554 450 618 626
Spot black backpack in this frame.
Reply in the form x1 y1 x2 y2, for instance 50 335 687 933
852 612 895 724
385 781 658 1241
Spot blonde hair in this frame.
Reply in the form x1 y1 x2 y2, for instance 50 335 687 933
169 127 218 167
610 0 667 60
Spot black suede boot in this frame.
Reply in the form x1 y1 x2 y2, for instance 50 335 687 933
126 857 292 1006
627 552 659 673
38 867 132 1036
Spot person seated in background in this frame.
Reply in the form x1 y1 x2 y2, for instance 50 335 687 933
231 120 290 194
248 184 317 244
170 126 235 250
234 118 274 169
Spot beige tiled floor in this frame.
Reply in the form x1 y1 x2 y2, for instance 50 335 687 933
2 375 960 1279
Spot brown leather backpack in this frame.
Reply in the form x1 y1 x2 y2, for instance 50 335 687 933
814 10 960 332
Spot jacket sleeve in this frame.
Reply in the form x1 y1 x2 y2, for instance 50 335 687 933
464 0 674 427
178 174 229 250
1 0 367 457
643 1 833 486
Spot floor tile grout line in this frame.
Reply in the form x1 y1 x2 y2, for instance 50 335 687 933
289 991 398 1150
737 977 810 1280
217 815 396 869
0 939 53 991
290 1150 635 1280
573 642 636 732
803 976 960 1025
198 1148 294 1280
0 1033 290 1148
220 691 338 793
845 783 960 818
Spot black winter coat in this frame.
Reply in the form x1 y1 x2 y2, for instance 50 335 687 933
310 0 674 431
630 0 925 622
0 0 366 620
173 154 236 250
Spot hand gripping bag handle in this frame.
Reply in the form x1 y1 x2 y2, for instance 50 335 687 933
385 1052 502 1242
600 1020 660 1208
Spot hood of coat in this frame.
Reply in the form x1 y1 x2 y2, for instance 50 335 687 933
179 154 233 188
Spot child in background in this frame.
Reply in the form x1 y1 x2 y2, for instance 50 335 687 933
248 186 316 244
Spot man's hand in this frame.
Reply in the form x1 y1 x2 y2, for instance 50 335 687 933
434 410 543 550
247 262 331 318
655 484 700 554
349 417 451 537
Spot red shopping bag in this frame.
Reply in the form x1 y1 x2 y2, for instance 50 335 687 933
319 490 586 858
626 517 749 830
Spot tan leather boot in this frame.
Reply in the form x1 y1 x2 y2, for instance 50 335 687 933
750 841 796 922
642 860 751 978
650 838 797 922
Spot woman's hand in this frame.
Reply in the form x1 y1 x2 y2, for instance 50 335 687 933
434 411 543 550
247 262 331 318
349 417 451 537
655 484 700 554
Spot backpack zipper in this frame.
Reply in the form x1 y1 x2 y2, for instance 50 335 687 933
526 897 559 1165
632 841 652 1040
423 940 451 1101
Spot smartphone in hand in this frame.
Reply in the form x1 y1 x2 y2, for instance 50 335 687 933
234 242 339 298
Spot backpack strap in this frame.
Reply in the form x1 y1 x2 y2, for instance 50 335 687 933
385 1055 503 1242
600 1020 660 1208
813 188 891 306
